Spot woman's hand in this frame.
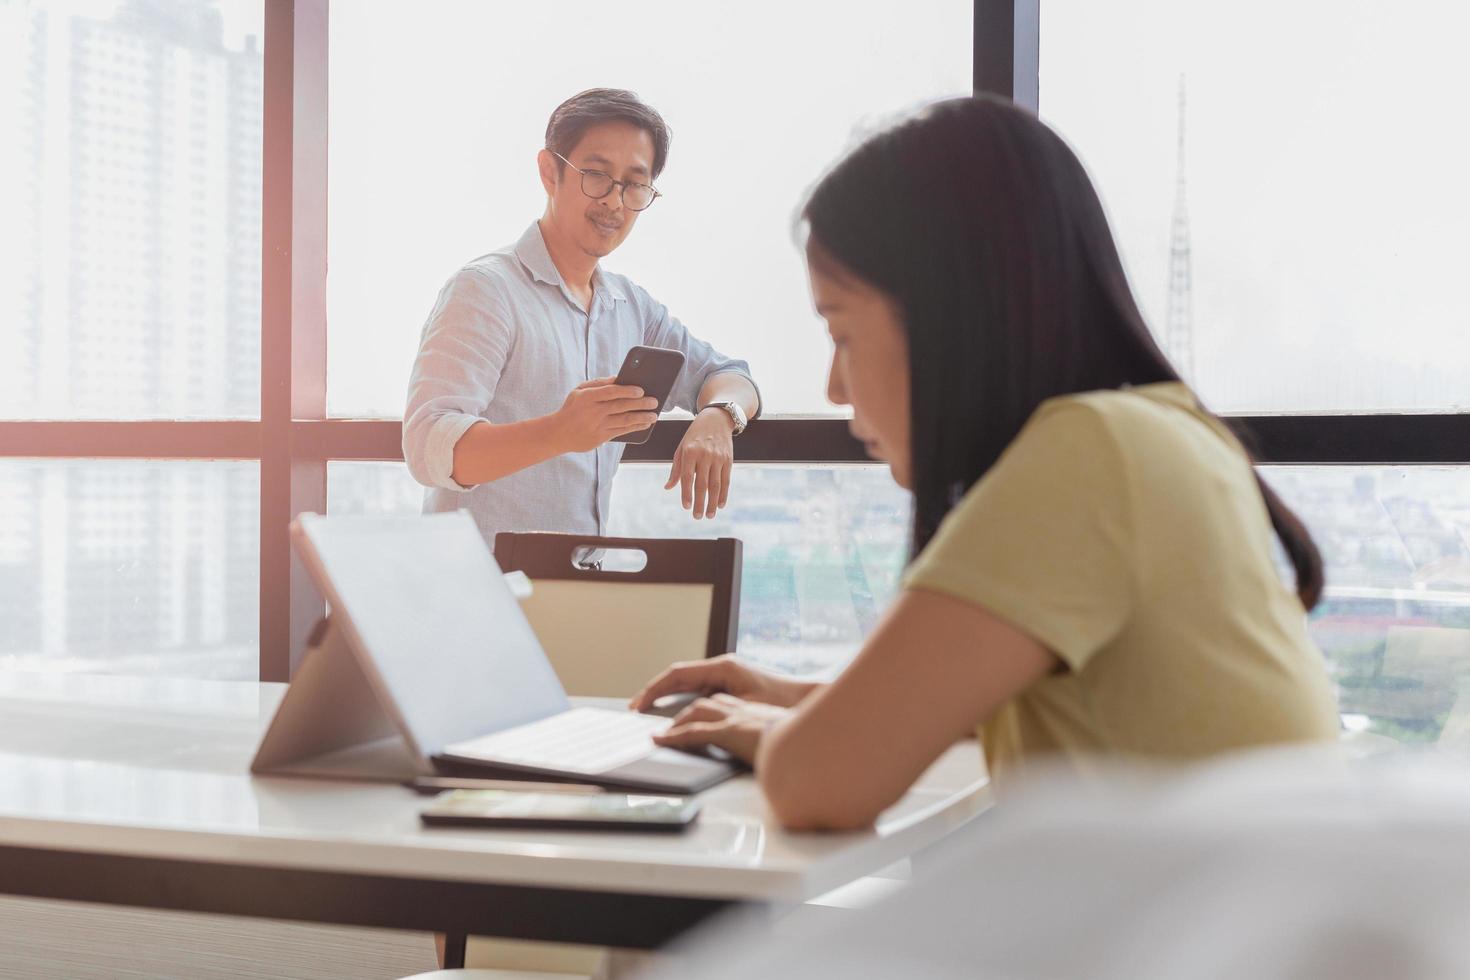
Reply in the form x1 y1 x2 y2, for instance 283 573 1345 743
630 654 819 712
652 694 790 766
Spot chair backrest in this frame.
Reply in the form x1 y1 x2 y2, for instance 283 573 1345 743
493 532 742 698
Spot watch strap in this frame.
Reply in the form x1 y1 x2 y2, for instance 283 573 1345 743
704 401 747 436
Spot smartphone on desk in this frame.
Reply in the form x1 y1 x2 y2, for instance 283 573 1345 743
420 789 701 832
611 345 685 444
405 775 601 796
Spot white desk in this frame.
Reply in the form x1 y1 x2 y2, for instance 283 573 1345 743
0 671 991 955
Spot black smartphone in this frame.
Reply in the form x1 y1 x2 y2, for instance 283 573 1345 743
419 789 702 832
611 345 685 444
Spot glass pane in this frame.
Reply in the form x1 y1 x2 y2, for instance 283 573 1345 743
330 460 1470 744
327 0 972 418
0 460 259 679
0 0 264 420
327 459 427 517
610 465 911 677
327 460 911 676
1268 467 1470 745
1040 1 1470 413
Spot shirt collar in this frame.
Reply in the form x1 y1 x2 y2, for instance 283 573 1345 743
592 268 628 309
513 221 562 287
514 221 629 311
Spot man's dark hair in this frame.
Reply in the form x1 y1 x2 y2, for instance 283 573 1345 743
545 88 672 180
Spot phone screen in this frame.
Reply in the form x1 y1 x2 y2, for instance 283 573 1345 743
612 346 685 444
420 789 701 831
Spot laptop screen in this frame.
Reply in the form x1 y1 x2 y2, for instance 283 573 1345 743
294 512 571 756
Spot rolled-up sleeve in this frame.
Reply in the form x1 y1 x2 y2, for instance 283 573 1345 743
402 270 516 490
642 300 760 417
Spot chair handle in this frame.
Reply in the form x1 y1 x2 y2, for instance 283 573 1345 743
495 532 737 586
569 544 648 574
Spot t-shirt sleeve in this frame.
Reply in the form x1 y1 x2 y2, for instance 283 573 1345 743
903 401 1136 671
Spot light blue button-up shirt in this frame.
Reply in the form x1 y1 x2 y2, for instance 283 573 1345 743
403 221 757 550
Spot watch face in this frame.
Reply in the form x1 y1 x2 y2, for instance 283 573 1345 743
722 402 747 432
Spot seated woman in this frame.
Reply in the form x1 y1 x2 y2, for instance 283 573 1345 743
629 95 1339 830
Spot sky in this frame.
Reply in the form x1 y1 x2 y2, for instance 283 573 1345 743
1040 0 1470 413
325 0 972 417
4 0 1466 418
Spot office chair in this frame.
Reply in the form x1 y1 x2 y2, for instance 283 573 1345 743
426 534 740 977
493 532 742 698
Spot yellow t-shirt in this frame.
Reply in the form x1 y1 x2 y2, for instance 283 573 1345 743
903 382 1339 785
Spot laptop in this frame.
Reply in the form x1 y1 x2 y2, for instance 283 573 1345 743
252 512 737 795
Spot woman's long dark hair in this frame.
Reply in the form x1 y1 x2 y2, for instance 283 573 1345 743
802 95 1324 610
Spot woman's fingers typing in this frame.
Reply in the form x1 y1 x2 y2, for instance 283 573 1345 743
629 658 731 712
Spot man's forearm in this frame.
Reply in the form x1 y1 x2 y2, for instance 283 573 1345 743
697 373 760 420
450 414 566 488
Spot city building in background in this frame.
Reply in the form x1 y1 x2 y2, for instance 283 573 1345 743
0 0 261 678
4 0 262 419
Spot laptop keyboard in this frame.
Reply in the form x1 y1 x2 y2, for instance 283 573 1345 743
449 707 671 775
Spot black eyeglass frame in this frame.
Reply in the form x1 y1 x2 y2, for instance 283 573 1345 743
550 150 662 211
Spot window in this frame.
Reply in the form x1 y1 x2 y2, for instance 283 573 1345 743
333 460 1470 739
0 460 259 680
1267 467 1470 743
0 0 264 682
326 0 972 418
327 460 912 677
327 460 425 518
5 0 1464 704
0 0 264 420
1039 0 1470 413
610 465 909 675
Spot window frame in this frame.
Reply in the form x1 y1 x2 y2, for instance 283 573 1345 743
0 0 1465 681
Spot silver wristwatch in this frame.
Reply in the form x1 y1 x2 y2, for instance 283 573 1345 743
704 401 748 436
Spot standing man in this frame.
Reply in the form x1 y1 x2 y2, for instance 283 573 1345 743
403 89 761 549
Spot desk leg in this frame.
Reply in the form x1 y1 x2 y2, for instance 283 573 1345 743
443 931 467 969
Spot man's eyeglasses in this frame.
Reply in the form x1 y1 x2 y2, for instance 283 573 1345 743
551 151 661 212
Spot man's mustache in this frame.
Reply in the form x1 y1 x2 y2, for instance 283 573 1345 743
587 208 624 229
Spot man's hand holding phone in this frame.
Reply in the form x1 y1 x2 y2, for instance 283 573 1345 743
552 378 660 453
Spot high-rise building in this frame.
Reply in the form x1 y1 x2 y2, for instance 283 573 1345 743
60 0 260 418
0 2 46 659
0 1 45 416
1 0 261 677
